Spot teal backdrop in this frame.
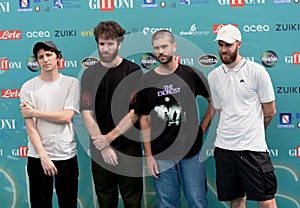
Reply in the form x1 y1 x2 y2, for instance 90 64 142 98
0 0 300 207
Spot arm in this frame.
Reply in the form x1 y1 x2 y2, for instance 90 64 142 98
24 118 58 176
140 115 159 179
199 97 214 133
262 100 276 129
21 101 74 124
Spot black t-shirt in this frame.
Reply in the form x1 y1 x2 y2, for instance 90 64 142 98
135 64 210 159
80 59 143 151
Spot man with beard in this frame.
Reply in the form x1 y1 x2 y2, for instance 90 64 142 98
208 24 278 208
80 21 143 208
134 30 213 208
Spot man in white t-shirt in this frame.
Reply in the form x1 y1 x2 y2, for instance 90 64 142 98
208 25 278 208
20 41 80 208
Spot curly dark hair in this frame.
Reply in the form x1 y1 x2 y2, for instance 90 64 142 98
93 21 125 43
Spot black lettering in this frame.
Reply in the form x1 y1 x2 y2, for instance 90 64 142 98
276 24 281 31
54 30 59 37
277 86 282 93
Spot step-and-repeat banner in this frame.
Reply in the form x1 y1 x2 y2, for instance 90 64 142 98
0 0 300 207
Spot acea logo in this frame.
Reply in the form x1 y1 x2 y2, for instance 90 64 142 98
261 50 278 68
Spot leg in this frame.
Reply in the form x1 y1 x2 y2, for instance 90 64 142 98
27 157 53 208
92 160 119 208
55 156 79 208
258 198 277 208
230 197 246 208
154 160 181 208
214 148 246 202
118 175 143 208
179 152 208 208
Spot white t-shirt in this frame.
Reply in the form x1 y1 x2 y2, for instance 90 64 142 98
208 59 275 151
20 74 80 160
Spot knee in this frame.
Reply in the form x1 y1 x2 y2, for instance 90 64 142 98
258 199 277 208
230 196 246 208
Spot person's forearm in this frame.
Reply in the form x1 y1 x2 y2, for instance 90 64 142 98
32 109 75 124
200 97 214 133
82 111 102 137
108 110 138 141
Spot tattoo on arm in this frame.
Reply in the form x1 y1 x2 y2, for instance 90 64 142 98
264 115 273 129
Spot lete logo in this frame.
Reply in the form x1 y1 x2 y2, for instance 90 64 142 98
2 89 21 98
0 30 22 40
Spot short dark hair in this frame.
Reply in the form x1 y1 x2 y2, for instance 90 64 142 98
93 21 125 43
152 30 175 45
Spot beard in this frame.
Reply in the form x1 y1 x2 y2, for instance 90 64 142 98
99 48 118 64
219 45 238 65
155 53 173 65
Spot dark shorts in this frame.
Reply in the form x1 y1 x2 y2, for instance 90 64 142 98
214 147 277 201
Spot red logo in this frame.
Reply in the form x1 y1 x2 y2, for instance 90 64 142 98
230 0 245 7
0 58 9 70
2 89 21 98
19 146 28 158
213 24 238 34
297 146 300 158
57 58 65 69
100 0 114 11
0 30 22 40
293 52 300 64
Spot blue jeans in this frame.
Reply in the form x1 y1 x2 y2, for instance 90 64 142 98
154 152 208 208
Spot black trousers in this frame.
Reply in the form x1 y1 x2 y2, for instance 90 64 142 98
27 156 79 208
91 146 143 208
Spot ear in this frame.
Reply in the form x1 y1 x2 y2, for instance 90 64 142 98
237 41 242 49
118 41 123 50
173 42 177 53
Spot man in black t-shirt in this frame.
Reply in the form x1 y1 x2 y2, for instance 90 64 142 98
80 21 143 208
135 30 213 208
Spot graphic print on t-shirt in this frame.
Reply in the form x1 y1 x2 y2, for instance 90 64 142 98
154 84 186 127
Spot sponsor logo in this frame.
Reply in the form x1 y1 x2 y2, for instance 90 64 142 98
275 24 300 32
54 30 77 37
269 149 279 157
243 24 270 32
278 113 294 128
81 57 99 68
0 58 9 70
27 56 40 72
180 0 209 4
284 52 300 64
0 1 10 12
261 50 278 68
276 86 300 94
160 1 166 7
140 53 157 70
19 146 28 158
274 0 291 3
213 24 238 34
0 119 16 129
175 55 195 66
2 89 21 98
89 0 134 10
217 0 266 6
54 0 63 9
143 27 172 35
292 52 300 64
179 24 210 36
288 147 300 157
142 0 158 8
57 58 65 69
26 30 51 38
0 30 22 40
198 54 218 66
18 0 32 11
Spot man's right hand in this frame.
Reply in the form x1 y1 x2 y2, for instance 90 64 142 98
146 155 159 179
101 146 118 166
40 154 58 176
